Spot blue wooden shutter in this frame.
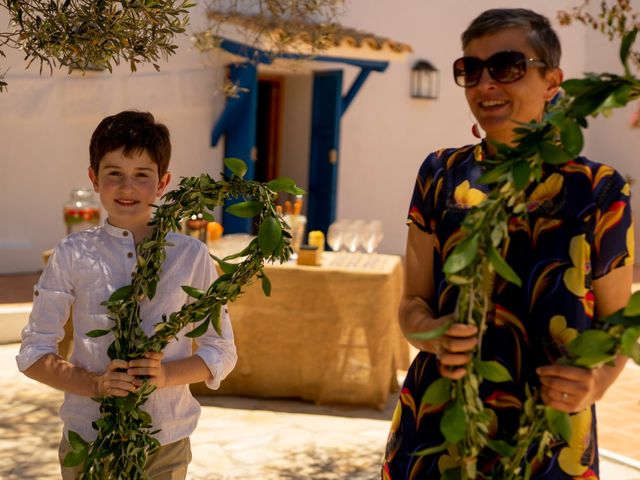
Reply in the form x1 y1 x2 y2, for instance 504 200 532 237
220 62 258 233
307 70 343 234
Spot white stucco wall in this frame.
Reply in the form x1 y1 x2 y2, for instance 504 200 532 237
0 5 227 273
1 0 639 273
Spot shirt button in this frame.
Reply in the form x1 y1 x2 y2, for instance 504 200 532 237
127 252 134 258
123 231 129 237
34 290 39 296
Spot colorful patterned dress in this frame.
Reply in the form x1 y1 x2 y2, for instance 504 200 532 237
383 144 634 479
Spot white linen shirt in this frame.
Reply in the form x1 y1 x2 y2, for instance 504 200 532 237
16 222 237 445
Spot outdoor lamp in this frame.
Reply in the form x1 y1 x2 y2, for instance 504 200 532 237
411 59 439 99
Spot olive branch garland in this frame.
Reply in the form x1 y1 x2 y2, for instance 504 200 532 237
412 28 640 480
62 157 303 479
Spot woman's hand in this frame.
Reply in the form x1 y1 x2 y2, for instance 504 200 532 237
412 313 478 380
537 363 615 412
96 359 137 397
127 352 166 389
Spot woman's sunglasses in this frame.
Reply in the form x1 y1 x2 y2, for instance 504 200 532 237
453 51 547 88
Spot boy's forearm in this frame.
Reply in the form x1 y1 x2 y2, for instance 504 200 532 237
162 355 213 388
23 353 100 397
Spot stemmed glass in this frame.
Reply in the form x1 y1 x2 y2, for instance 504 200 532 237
360 220 383 254
327 221 345 252
345 219 365 253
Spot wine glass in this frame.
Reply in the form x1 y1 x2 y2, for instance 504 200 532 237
346 219 365 253
327 221 344 252
360 220 383 254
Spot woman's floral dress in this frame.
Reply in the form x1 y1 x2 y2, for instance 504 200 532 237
383 143 634 479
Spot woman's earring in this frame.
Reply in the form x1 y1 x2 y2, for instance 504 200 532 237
471 123 482 139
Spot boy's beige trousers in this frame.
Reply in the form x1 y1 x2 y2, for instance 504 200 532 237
58 435 191 480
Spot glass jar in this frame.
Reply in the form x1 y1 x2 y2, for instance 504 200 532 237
63 188 100 235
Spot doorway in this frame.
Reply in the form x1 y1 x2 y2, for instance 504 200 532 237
255 76 283 184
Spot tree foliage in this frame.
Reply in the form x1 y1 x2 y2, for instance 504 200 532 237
0 0 343 92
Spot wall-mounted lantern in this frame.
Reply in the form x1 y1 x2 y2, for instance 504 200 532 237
410 59 439 100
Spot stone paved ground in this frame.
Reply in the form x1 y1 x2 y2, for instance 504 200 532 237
1 343 639 480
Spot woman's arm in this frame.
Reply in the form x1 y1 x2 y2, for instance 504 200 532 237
537 264 632 412
400 223 478 380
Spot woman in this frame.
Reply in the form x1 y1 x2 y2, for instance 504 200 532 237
383 8 633 479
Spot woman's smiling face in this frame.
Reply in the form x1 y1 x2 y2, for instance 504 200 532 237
463 27 562 147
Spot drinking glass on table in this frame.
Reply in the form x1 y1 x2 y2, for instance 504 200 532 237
360 220 384 254
345 219 365 253
327 221 345 252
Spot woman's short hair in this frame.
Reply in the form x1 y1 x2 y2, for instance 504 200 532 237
462 8 561 69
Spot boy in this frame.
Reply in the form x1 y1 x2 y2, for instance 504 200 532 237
16 110 237 479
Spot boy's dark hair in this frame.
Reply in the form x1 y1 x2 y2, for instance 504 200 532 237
462 9 562 70
89 110 171 177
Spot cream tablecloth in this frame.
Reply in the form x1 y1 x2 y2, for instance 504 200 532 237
193 250 409 410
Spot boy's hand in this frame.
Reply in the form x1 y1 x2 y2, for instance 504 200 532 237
97 359 137 397
128 352 166 389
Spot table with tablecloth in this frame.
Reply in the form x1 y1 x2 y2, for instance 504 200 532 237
192 250 409 410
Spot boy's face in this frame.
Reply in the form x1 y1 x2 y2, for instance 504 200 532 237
88 147 171 235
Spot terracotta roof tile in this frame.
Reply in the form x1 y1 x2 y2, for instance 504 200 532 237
208 10 413 54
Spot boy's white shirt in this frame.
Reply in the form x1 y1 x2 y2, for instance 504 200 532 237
16 221 237 445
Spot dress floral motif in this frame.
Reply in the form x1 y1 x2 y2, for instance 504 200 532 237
384 144 633 479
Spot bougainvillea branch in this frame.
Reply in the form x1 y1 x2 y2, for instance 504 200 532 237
62 158 303 479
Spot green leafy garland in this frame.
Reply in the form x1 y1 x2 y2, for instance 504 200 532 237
413 28 640 480
62 158 303 479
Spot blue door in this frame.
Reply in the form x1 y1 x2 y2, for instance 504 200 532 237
218 62 258 233
307 70 343 234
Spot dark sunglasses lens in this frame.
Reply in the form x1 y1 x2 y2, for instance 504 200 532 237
487 51 527 83
453 57 483 87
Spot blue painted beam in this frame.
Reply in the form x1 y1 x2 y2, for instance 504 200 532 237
341 67 373 115
218 37 389 72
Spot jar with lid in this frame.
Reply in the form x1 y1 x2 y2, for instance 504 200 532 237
63 188 101 234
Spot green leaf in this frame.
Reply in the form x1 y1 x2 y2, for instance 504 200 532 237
202 211 215 222
621 327 640 364
570 83 620 118
487 439 517 457
209 304 222 336
545 407 571 443
223 157 248 178
261 272 272 297
85 329 111 338
474 359 512 383
211 255 240 275
487 244 521 287
620 28 638 75
443 234 479 274
421 377 452 405
409 320 452 341
412 442 448 457
68 431 88 449
440 400 466 444
109 284 133 302
477 161 513 185
560 119 584 157
266 177 306 195
225 201 264 218
538 142 573 165
623 291 640 316
63 448 87 467
258 216 282 256
567 330 616 358
186 318 210 338
561 78 601 96
511 161 531 191
181 285 204 299
574 353 616 368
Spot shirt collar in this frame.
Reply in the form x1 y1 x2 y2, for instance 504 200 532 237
103 219 133 239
